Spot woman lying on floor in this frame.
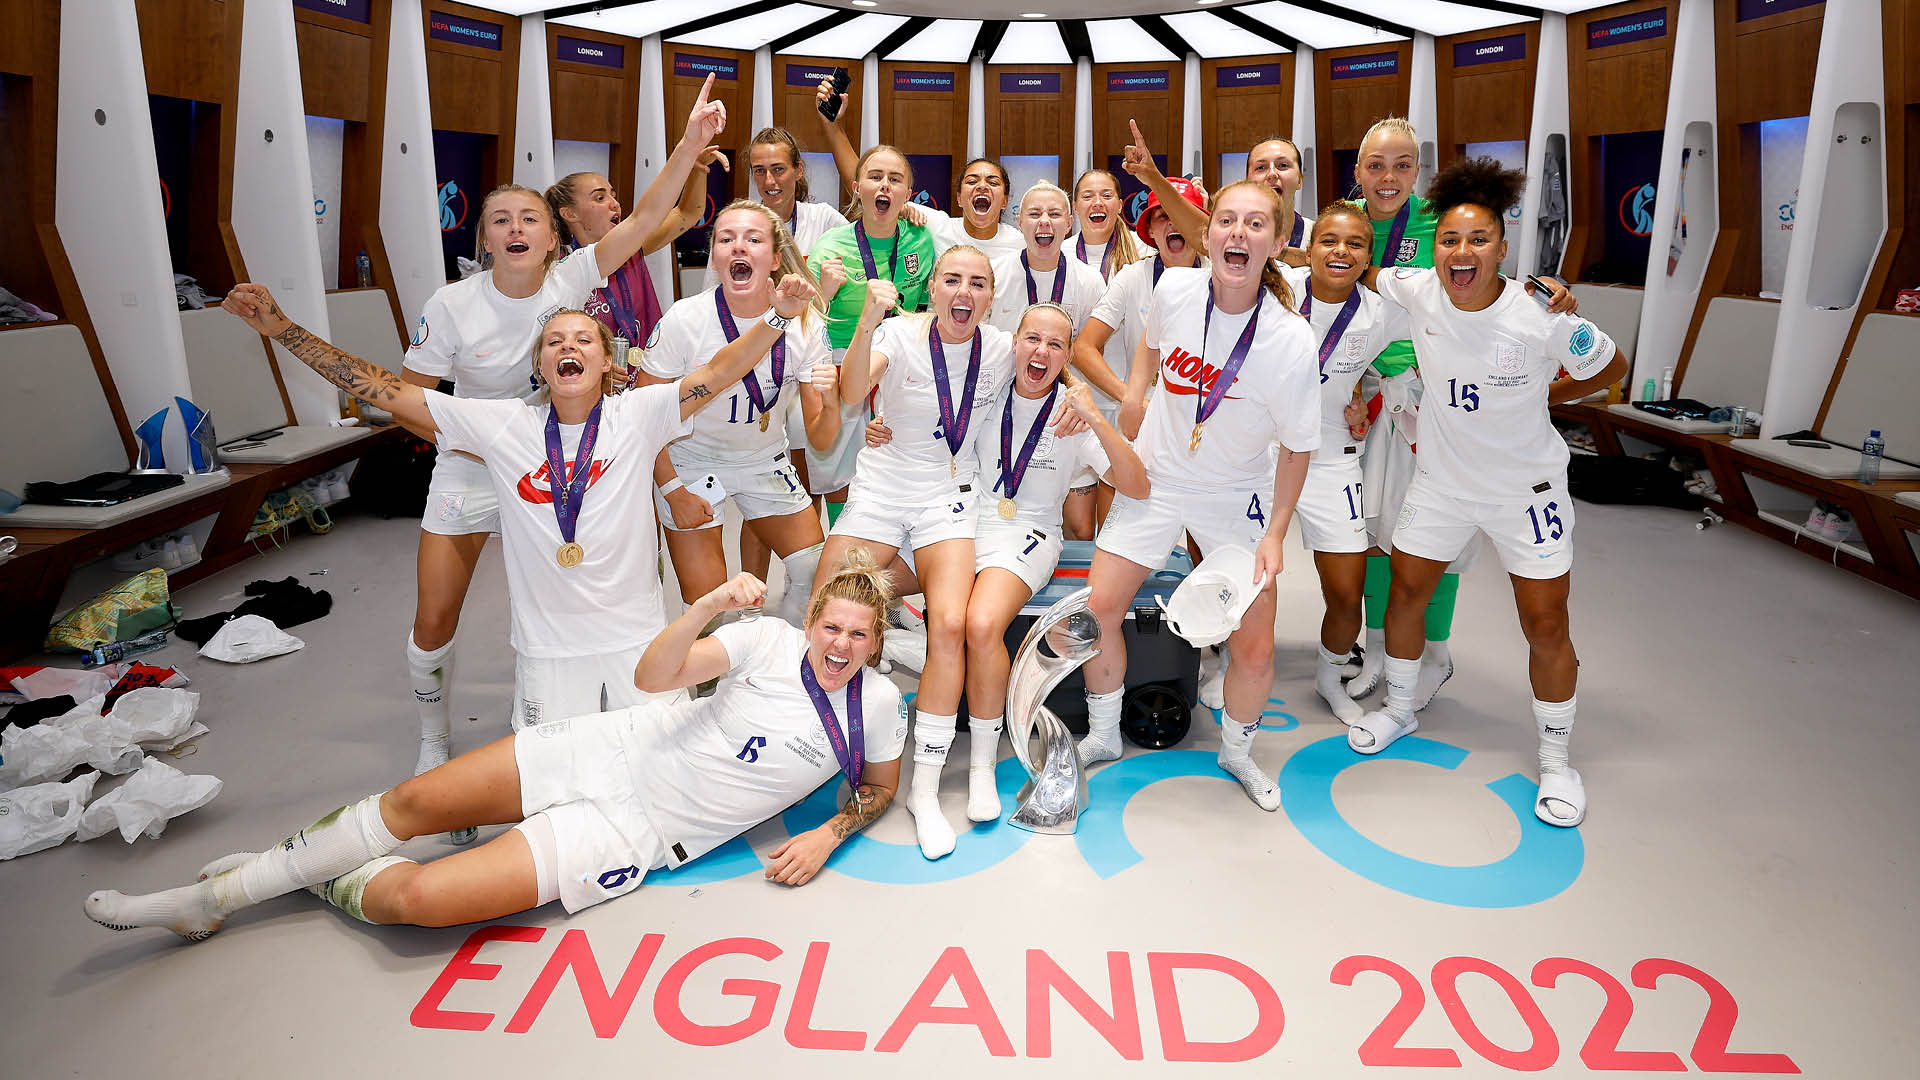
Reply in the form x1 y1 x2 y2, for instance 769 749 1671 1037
85 554 904 937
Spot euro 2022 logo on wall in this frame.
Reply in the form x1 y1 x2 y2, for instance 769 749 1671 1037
1779 189 1797 231
438 180 467 233
1125 189 1151 227
1619 181 1657 237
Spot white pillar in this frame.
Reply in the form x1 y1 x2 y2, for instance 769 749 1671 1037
56 0 193 469
1408 33 1437 195
752 48 774 132
1517 14 1569 278
1074 58 1092 176
1291 45 1317 215
967 58 985 160
1634 0 1720 396
861 54 881 152
380 0 446 336
1762 0 1884 435
232 0 336 424
637 35 674 307
1181 53 1202 178
514 14 555 190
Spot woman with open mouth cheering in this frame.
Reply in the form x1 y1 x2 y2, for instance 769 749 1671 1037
1063 168 1143 284
907 157 1023 262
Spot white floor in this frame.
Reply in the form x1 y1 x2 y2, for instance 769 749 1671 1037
3 499 1916 1077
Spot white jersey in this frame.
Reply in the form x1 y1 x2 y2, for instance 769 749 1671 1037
1279 265 1409 462
858 318 1015 494
1064 235 1117 282
1086 255 1183 412
639 290 830 468
916 207 1024 262
404 245 608 401
699 200 845 290
1138 267 1320 490
638 618 905 867
1373 268 1615 500
972 388 1112 531
987 252 1107 335
424 385 692 658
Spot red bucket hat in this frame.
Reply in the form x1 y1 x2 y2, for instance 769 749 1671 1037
1134 175 1207 248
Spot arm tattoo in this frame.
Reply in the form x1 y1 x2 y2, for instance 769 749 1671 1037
830 785 893 839
273 325 406 405
680 382 712 404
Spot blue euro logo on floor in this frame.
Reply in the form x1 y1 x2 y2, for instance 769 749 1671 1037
650 693 1584 907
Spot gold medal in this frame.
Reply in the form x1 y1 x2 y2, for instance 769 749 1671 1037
1190 424 1204 452
556 541 584 568
949 458 957 478
759 412 771 432
997 497 1017 520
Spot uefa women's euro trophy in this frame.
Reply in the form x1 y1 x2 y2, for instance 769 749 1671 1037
1004 586 1102 834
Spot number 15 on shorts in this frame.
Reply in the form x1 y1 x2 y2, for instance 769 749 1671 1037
1526 501 1564 544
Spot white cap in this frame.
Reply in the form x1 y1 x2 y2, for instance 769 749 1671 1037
1155 545 1266 648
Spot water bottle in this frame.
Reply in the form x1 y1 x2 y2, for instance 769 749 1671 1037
1661 366 1674 400
1641 378 1657 402
1857 429 1884 484
356 250 373 288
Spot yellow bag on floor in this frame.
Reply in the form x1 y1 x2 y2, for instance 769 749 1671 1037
45 568 181 653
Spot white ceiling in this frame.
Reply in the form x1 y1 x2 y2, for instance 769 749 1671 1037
477 1 1619 62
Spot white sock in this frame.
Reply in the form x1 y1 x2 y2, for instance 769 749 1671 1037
1413 639 1454 711
1534 696 1579 820
1381 654 1420 722
967 714 1003 822
85 881 228 940
905 742 956 859
227 793 403 912
1315 645 1364 725
1079 688 1124 765
1348 627 1387 694
776 543 824 626
408 634 454 775
1216 712 1280 810
912 710 956 767
309 855 413 923
1198 645 1228 709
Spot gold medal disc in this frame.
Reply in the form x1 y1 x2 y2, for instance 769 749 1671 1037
1190 424 1204 452
556 541 585 568
758 413 771 432
997 497 1017 520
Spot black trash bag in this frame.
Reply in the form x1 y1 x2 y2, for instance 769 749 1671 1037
1566 455 1702 510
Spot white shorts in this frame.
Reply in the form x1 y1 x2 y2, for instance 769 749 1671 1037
654 453 811 532
1298 456 1371 554
1095 480 1272 568
511 645 683 731
834 482 980 554
512 706 672 913
975 517 1062 594
1392 475 1575 580
422 451 499 536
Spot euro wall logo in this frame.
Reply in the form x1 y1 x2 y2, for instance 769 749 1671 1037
439 181 467 232
1779 189 1797 230
1619 182 1656 236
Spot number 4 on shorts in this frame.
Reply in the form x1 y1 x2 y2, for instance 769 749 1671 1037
1246 493 1266 526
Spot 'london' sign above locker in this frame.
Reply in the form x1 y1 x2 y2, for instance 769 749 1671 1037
1215 63 1282 88
429 11 502 50
1736 0 1823 19
557 36 623 69
1330 52 1399 80
1453 33 1527 67
294 0 370 22
999 72 1061 94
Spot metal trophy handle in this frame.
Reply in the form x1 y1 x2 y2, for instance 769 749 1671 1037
1004 586 1102 833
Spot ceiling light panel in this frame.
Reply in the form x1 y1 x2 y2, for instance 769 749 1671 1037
1355 0 1537 36
781 12 911 57
1085 19 1178 63
988 21 1071 64
1161 11 1288 58
551 0 752 40
671 6 838 48
885 18 982 63
1237 2 1410 51
444 0 548 15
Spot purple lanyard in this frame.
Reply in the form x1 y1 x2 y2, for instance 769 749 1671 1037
1381 202 1413 265
542 398 604 546
581 243 640 340
854 219 897 287
1197 288 1261 428
1151 255 1166 288
996 382 1059 500
712 287 785 418
1288 211 1305 250
928 322 984 460
1299 287 1364 372
799 657 863 793
1077 234 1113 281
1022 251 1067 306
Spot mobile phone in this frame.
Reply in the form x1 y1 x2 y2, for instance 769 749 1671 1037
1786 439 1831 448
1525 275 1556 308
695 473 729 506
817 67 852 122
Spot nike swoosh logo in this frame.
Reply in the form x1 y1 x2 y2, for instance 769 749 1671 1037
1160 382 1244 400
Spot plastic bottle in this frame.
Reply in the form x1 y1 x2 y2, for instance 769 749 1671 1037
1641 378 1657 402
1661 366 1674 399
1857 429 1884 484
356 251 373 288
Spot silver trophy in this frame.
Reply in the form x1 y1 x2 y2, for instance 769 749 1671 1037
1004 586 1102 834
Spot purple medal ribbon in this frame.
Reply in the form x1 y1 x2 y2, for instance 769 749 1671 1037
1022 251 1068 306
711 286 785 420
1196 287 1262 429
1381 201 1414 265
1288 211 1306 250
1151 255 1166 288
580 243 643 341
799 656 863 794
928 321 984 461
1076 234 1113 281
1299 287 1364 372
854 219 898 286
543 397 604 548
996 381 1059 502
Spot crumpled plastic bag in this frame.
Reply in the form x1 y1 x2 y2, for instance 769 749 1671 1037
0 689 205 791
77 755 222 843
198 614 304 663
0 772 99 860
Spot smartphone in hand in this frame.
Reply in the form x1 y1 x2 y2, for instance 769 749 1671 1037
818 67 852 122
1525 275 1557 309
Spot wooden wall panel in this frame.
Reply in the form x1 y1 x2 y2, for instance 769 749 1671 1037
1200 55 1294 193
1093 63 1185 181
984 65 1075 187
1713 0 1823 296
1314 42 1412 206
665 45 755 210
423 1 519 199
138 0 232 104
547 22 640 210
0 0 36 76
1562 0 1678 281
296 19 371 123
769 55 863 207
1435 23 1538 164
877 62 969 209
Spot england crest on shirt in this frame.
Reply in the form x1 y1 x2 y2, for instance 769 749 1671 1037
904 252 921 278
1396 238 1419 264
1495 343 1526 375
1347 336 1367 361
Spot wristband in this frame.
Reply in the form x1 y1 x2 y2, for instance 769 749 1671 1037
660 476 687 496
763 309 793 332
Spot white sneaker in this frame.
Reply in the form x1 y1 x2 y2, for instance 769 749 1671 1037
161 539 184 570
880 628 927 674
1804 505 1831 537
172 533 201 564
1821 509 1854 545
326 469 351 503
